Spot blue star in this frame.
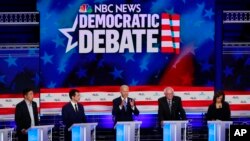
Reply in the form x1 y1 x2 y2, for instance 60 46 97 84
48 81 56 88
57 64 66 74
0 75 6 84
98 59 104 68
76 68 87 78
206 80 214 86
236 75 241 85
123 53 135 63
204 8 214 19
94 0 106 3
110 67 123 80
197 3 205 10
52 35 65 48
130 79 138 86
140 55 150 72
245 58 250 66
165 7 174 14
201 62 212 72
41 52 53 65
32 73 39 86
4 55 17 67
224 66 233 77
233 54 243 61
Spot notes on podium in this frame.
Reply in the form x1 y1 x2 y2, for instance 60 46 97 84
0 128 14 141
68 123 98 141
27 125 54 141
162 120 188 141
207 121 233 141
114 121 142 141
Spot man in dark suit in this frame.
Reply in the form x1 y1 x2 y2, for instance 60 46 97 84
158 87 186 125
62 89 86 141
15 88 39 141
112 85 139 123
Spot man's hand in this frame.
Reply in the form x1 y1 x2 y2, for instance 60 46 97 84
130 99 135 107
21 129 27 134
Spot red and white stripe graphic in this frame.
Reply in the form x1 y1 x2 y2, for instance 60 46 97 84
1 86 250 117
161 13 180 54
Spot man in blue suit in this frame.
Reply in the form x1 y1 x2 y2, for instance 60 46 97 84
62 89 86 141
112 85 139 123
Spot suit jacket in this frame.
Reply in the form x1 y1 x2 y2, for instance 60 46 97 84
158 96 186 122
15 100 39 134
206 102 231 121
112 97 139 123
62 102 86 130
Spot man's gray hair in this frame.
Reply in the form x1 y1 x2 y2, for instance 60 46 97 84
163 87 174 93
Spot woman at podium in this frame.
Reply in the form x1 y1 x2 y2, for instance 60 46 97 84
206 90 231 121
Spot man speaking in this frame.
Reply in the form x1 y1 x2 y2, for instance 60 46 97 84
112 85 139 123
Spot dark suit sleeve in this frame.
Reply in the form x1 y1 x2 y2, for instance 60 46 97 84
112 99 121 117
81 105 86 122
224 102 231 121
33 102 39 125
131 100 139 116
206 104 213 120
178 97 186 120
15 103 23 131
158 98 164 123
62 105 69 126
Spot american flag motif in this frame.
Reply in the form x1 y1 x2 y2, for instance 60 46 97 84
161 13 180 54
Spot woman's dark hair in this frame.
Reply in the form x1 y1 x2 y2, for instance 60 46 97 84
213 90 225 103
69 89 80 99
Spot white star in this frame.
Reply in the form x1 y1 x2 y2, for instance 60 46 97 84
59 15 78 53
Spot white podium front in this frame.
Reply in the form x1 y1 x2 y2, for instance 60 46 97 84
68 123 98 141
27 125 54 141
207 121 233 141
114 121 142 141
162 120 188 141
0 128 14 141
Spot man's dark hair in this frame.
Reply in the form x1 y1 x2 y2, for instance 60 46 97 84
213 90 225 103
69 89 80 99
22 88 33 96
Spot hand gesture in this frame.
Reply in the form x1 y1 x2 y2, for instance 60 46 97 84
130 99 135 107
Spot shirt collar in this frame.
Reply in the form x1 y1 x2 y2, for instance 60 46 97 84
25 99 32 105
71 101 77 106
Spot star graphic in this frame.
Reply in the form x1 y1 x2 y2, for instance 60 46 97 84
140 63 148 72
224 66 233 77
130 79 138 86
48 81 56 88
4 54 17 67
41 52 53 65
76 68 87 78
201 62 212 72
52 35 65 48
59 15 78 53
123 53 135 63
0 75 6 84
57 64 66 74
204 8 214 19
165 7 174 14
32 73 39 86
110 67 123 80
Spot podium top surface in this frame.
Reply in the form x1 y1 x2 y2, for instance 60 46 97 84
163 120 189 124
0 128 14 131
116 121 142 125
69 122 98 131
207 121 233 124
28 125 54 130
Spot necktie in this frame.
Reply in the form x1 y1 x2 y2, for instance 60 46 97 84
168 100 172 113
123 99 127 111
75 104 78 112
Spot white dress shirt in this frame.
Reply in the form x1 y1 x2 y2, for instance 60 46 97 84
25 100 35 127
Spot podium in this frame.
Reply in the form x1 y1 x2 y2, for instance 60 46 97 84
114 121 142 141
0 128 14 141
28 125 54 141
207 121 233 141
162 120 188 141
68 123 98 141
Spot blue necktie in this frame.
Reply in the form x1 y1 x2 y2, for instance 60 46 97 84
123 99 127 111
